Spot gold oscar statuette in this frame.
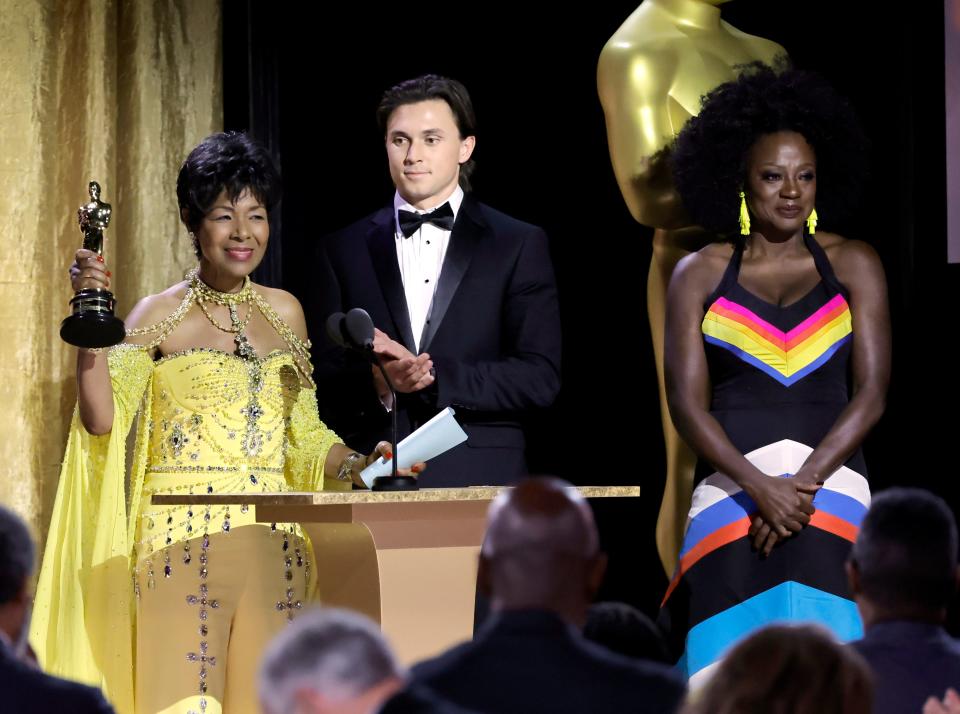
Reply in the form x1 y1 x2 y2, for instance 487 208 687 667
59 181 125 348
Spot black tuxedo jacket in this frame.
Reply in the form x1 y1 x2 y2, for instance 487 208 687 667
309 194 561 487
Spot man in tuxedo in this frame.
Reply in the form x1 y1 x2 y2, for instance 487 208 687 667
311 74 561 487
0 505 114 713
847 488 960 714
409 478 685 714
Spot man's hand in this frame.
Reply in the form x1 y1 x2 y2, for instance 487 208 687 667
372 328 434 394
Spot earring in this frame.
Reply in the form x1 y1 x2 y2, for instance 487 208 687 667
738 191 750 235
806 208 818 235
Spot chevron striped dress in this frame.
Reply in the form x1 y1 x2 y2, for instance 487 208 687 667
662 234 870 687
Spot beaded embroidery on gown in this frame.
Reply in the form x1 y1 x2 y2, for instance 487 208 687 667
31 278 347 714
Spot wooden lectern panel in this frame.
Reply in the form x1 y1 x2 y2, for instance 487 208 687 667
284 500 490 662
152 486 640 664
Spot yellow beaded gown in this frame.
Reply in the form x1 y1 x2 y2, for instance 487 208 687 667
30 288 348 714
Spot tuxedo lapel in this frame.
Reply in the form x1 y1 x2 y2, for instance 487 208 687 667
366 209 417 351
419 195 486 352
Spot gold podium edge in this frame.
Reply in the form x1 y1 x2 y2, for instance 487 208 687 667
151 484 641 506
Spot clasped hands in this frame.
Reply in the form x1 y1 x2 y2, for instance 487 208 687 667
370 328 434 400
746 469 821 557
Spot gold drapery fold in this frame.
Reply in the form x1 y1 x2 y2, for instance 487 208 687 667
0 0 222 553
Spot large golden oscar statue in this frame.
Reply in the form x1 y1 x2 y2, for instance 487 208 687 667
598 0 786 572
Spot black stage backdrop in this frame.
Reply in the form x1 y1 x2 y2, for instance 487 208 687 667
222 1 959 621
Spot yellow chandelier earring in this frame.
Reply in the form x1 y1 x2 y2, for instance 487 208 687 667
739 191 750 235
806 207 818 235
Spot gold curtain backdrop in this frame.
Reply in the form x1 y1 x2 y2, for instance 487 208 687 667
0 0 222 550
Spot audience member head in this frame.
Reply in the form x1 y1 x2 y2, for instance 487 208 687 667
681 624 873 714
583 601 669 663
259 608 403 714
0 505 35 656
847 487 959 627
479 477 606 627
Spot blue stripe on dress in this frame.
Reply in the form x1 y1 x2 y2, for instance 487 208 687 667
703 334 851 387
683 581 863 678
681 482 868 558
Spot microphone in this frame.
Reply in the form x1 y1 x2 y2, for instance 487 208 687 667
326 309 375 353
325 311 347 347
325 309 417 492
343 308 374 350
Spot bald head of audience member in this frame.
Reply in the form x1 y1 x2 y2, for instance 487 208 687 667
847 487 960 628
479 477 607 627
259 608 403 714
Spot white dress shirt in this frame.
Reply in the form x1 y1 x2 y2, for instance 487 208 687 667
393 185 464 353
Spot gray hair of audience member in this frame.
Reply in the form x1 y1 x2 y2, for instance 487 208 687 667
680 624 873 714
0 505 34 605
259 608 403 713
849 487 958 613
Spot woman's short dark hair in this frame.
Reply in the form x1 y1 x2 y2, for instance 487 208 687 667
681 624 873 714
176 131 281 257
376 74 477 191
671 62 868 237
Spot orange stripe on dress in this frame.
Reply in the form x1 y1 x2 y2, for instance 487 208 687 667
662 517 752 605
809 510 860 543
661 511 860 606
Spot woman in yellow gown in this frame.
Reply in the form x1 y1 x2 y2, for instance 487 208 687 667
30 133 423 714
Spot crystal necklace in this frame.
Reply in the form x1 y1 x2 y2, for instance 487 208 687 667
190 271 266 455
125 266 317 388
191 272 258 360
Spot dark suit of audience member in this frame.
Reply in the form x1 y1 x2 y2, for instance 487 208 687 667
379 683 479 714
410 478 684 714
0 638 114 714
414 609 682 714
0 505 114 714
846 488 960 714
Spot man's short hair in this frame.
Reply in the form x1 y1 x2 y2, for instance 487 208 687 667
850 488 958 612
259 608 401 713
376 74 477 189
0 505 34 605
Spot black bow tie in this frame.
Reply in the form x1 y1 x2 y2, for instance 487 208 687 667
397 202 455 238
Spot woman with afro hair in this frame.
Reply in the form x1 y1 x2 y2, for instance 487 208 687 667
660 63 890 685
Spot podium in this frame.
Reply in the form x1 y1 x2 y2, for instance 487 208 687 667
153 486 640 664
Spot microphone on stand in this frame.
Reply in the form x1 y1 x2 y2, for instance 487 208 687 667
326 309 418 491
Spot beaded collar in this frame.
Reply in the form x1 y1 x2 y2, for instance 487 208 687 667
123 267 315 387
